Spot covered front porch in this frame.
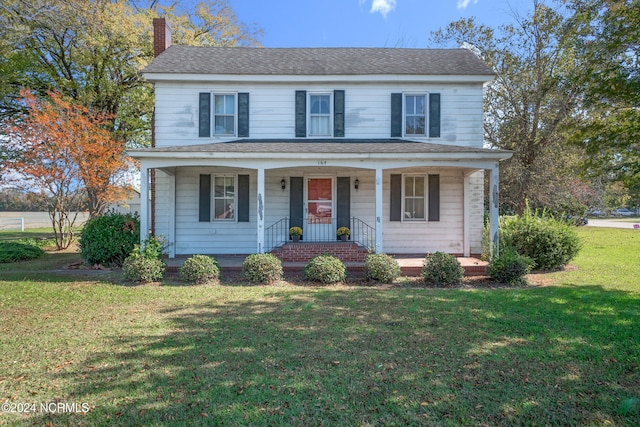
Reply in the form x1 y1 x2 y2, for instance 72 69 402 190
129 140 511 259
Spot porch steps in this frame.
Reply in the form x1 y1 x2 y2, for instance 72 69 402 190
270 241 369 263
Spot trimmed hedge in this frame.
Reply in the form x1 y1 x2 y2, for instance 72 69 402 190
488 249 534 286
242 253 283 284
122 251 165 283
365 253 401 283
422 252 464 287
80 211 139 267
304 254 346 284
485 205 581 271
180 255 220 284
0 242 45 263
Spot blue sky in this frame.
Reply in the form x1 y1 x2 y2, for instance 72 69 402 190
230 0 536 48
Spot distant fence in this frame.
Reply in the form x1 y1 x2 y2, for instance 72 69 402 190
0 212 90 230
0 217 25 231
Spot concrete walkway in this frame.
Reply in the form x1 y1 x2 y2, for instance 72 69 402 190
587 219 640 229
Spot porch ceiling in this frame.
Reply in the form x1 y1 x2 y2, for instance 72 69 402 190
128 139 512 162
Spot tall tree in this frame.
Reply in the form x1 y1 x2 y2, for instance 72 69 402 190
564 0 640 189
0 0 262 146
431 1 585 214
2 91 131 248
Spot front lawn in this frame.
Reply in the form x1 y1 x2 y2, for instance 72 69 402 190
0 228 638 426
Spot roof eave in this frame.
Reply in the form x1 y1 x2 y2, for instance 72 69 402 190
128 149 512 162
142 72 495 84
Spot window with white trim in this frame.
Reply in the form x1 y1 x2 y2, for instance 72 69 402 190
403 175 426 220
308 93 332 136
404 94 427 136
214 94 236 135
214 176 235 220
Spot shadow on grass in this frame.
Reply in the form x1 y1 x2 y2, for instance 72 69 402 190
25 284 640 426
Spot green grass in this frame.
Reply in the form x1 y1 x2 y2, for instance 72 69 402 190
0 228 638 426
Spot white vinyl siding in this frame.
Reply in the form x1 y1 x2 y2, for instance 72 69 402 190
153 82 484 146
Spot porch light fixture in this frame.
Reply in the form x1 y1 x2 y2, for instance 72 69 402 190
354 178 359 192
281 178 286 191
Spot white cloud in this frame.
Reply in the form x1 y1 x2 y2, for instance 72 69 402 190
457 0 479 10
369 0 397 18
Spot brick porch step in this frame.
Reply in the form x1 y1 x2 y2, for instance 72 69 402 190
270 241 369 263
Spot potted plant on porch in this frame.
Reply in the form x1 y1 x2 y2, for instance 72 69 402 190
337 226 350 241
289 226 303 242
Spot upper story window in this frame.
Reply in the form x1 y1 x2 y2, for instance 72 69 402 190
295 90 345 138
199 92 249 138
391 92 440 138
309 94 332 136
214 95 235 135
405 95 426 136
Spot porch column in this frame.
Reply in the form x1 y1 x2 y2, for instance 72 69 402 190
139 165 149 244
375 167 383 253
463 172 471 257
257 167 265 253
167 171 176 258
489 163 500 258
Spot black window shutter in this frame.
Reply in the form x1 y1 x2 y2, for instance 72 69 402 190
390 174 402 221
390 93 402 137
334 90 345 137
428 174 440 221
289 177 304 237
199 93 211 138
238 93 249 137
199 174 211 222
295 91 306 137
237 174 250 222
336 177 350 231
429 93 441 138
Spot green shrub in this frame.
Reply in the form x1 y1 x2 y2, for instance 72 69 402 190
422 252 464 287
179 255 220 284
122 250 165 283
304 254 346 284
488 249 535 286
80 211 139 267
365 253 401 283
489 205 581 271
0 242 45 263
242 253 284 284
121 236 166 283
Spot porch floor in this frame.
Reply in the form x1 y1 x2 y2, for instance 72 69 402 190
164 255 488 277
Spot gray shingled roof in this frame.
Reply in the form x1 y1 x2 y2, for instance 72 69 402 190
131 139 510 156
143 46 494 76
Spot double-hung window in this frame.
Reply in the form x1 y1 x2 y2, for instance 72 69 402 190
390 92 440 138
214 176 235 220
214 94 235 135
405 95 426 136
403 175 426 220
199 92 250 138
309 93 332 136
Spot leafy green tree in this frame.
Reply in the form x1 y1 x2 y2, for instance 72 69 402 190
431 2 587 214
0 0 262 147
564 0 640 189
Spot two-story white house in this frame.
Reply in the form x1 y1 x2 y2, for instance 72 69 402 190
129 18 511 260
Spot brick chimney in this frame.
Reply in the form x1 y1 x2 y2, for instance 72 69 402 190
153 18 171 57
